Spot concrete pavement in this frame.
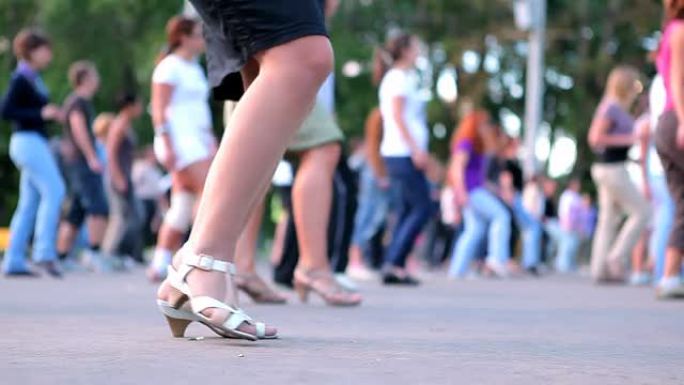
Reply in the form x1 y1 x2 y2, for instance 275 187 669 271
1 269 682 384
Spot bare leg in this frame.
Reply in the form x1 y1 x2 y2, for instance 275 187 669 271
663 247 682 278
292 143 340 272
167 36 333 329
57 222 78 257
86 216 107 246
235 200 265 274
631 231 648 275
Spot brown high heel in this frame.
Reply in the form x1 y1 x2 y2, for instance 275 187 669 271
294 270 362 307
235 273 288 304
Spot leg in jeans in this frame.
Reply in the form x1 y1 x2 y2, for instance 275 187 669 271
513 195 543 269
383 159 432 269
448 204 487 278
590 165 621 280
102 188 128 256
555 230 580 273
484 193 512 266
650 175 675 282
350 167 389 266
4 171 40 273
6 133 65 269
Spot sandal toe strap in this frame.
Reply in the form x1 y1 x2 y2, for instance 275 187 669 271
191 296 253 331
255 322 266 338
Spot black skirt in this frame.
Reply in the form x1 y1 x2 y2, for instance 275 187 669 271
190 0 329 101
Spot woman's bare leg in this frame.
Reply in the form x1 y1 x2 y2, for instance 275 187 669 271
235 199 265 274
292 143 340 272
171 36 333 327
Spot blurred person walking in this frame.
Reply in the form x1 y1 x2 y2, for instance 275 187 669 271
147 16 217 281
555 178 584 273
653 0 684 298
348 107 387 280
102 94 144 265
448 111 512 279
376 33 434 285
0 29 65 277
132 147 166 247
588 66 650 283
56 61 110 271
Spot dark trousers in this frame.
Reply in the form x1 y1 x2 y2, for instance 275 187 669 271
382 157 434 269
655 110 684 250
273 154 358 285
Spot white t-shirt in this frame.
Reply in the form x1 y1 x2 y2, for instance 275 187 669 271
558 189 582 232
379 68 429 157
152 54 213 140
648 75 666 177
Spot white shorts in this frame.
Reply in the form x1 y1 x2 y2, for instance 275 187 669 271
154 134 215 171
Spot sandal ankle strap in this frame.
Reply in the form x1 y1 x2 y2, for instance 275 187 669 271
183 253 235 275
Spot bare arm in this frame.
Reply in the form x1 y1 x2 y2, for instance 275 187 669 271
106 117 128 192
588 116 634 148
364 108 387 180
151 82 176 169
637 117 651 190
70 109 100 170
448 150 470 205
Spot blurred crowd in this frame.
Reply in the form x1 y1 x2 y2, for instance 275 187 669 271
2 7 684 305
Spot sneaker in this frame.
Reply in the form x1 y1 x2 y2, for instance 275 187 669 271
629 272 651 287
382 272 421 286
81 250 114 273
335 273 360 292
657 277 684 299
346 264 378 281
36 261 63 279
485 259 510 279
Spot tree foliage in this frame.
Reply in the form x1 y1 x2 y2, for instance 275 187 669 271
0 0 664 223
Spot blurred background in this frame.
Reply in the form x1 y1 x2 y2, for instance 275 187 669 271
0 0 662 225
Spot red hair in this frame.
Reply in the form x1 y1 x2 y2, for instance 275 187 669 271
451 110 490 154
156 16 197 64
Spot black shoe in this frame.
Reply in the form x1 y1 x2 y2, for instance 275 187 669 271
37 261 63 279
526 267 540 277
382 273 421 286
4 270 40 278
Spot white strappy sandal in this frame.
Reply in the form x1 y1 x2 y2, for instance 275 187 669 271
158 248 276 341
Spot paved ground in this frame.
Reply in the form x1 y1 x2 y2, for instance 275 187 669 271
1 268 682 385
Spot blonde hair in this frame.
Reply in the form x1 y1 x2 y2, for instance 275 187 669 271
604 65 642 105
93 112 115 141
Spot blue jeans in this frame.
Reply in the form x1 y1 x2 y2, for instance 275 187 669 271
512 195 543 269
449 188 511 277
555 230 580 273
650 175 675 282
383 157 434 269
4 132 65 272
351 165 389 252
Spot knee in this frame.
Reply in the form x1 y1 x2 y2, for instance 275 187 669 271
164 191 195 232
297 38 334 85
265 36 333 88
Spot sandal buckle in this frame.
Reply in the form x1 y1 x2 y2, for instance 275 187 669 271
197 255 215 271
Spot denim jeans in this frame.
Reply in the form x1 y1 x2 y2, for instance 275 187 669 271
449 188 511 277
3 132 65 272
650 174 675 282
512 195 543 269
383 157 434 269
555 230 580 273
351 165 389 252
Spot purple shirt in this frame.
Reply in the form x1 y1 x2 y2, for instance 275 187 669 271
454 139 485 192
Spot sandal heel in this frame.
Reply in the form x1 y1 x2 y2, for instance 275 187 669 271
165 316 192 338
294 281 310 303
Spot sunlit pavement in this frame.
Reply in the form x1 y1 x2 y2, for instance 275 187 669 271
1 268 682 385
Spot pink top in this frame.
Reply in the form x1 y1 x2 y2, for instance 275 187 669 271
657 20 684 111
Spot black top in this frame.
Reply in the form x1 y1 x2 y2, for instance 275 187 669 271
1 72 49 137
63 93 96 165
487 158 524 192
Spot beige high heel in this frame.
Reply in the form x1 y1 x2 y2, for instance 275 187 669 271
294 270 362 307
158 247 277 341
236 273 288 304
